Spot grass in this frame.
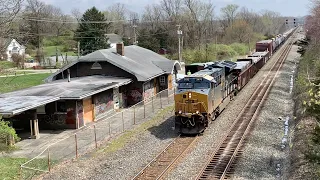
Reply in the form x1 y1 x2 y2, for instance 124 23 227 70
43 46 76 57
0 73 51 93
0 157 27 180
0 157 50 180
0 61 14 69
96 106 174 154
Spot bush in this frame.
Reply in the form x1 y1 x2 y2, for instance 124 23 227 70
11 53 24 68
0 119 20 150
230 43 249 55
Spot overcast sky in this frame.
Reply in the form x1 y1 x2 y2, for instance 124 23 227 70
41 0 310 17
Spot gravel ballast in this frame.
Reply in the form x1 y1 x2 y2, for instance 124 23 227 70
165 33 302 180
41 107 179 180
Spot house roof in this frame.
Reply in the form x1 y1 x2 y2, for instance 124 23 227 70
105 33 123 44
0 96 60 115
1 76 132 100
46 45 181 82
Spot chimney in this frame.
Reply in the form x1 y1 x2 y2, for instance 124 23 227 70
116 43 124 56
67 69 70 82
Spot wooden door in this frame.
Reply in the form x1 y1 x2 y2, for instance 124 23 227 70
83 97 94 124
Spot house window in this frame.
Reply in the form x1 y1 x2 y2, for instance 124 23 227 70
160 76 166 86
12 42 15 47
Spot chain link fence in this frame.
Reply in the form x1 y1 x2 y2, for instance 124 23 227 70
20 88 175 179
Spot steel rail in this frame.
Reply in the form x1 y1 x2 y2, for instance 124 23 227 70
195 28 298 180
132 135 198 180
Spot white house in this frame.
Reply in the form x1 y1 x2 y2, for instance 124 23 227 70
105 34 123 48
0 38 25 61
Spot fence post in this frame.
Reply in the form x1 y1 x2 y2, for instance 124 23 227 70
94 125 97 149
143 103 146 119
122 111 124 131
19 166 22 179
75 134 78 159
167 90 170 104
160 92 162 109
152 96 154 112
48 147 51 172
133 107 136 125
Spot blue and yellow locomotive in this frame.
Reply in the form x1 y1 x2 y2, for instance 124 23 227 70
174 61 237 134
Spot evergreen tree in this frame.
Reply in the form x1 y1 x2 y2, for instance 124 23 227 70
75 7 111 55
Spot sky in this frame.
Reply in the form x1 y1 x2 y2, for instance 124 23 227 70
41 0 310 17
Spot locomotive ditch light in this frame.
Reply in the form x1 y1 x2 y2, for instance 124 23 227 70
196 111 200 114
179 110 182 114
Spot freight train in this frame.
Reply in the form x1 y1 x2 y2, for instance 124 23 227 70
174 28 296 134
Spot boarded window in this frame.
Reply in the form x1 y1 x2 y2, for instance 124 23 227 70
160 76 166 86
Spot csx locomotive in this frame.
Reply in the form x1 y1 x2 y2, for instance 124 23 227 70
174 61 238 134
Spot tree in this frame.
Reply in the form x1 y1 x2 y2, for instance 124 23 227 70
220 4 239 30
224 20 253 44
75 7 111 55
0 0 22 51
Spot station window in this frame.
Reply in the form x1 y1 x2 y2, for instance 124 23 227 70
160 76 166 85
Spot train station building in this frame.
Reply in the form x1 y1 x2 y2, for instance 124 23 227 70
0 44 181 139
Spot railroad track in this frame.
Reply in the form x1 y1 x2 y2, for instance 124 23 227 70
196 32 296 180
132 135 198 180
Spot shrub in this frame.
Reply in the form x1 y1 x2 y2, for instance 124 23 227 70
0 119 20 150
230 43 249 55
11 53 24 68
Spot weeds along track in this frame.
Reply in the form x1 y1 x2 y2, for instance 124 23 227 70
196 33 296 180
132 135 198 180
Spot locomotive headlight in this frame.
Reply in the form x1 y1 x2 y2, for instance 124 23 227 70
188 92 192 98
179 110 182 114
196 111 199 114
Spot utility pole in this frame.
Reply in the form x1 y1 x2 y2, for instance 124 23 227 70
55 47 58 66
205 29 208 62
177 25 182 63
132 18 138 45
77 41 80 58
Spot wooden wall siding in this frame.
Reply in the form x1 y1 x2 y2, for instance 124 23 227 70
154 78 157 95
83 97 94 124
93 89 114 118
168 74 173 90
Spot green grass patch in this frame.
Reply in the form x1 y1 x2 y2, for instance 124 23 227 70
0 73 51 93
0 157 50 180
43 46 76 57
96 106 174 154
0 61 15 69
0 157 27 180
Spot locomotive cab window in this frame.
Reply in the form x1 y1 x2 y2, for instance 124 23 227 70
194 82 209 89
178 83 193 89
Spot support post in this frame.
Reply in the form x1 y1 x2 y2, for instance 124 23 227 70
160 92 162 109
94 125 97 149
122 111 124 131
143 104 146 119
48 147 51 172
152 96 154 112
133 107 136 125
75 134 78 159
167 90 170 104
